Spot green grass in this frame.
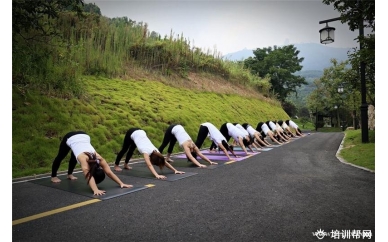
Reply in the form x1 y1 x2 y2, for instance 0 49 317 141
12 76 289 179
339 130 375 171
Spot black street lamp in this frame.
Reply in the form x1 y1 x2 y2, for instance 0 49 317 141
337 84 346 131
318 2 369 142
334 105 339 128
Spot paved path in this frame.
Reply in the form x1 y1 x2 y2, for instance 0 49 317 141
12 132 375 242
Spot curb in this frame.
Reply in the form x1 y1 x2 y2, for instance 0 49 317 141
336 134 375 173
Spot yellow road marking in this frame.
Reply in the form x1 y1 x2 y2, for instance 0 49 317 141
12 199 101 226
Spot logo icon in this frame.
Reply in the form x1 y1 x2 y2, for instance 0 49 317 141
312 229 328 240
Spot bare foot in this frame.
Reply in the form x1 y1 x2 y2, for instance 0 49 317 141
123 165 132 170
167 159 174 163
114 165 122 172
51 177 61 183
67 174 78 180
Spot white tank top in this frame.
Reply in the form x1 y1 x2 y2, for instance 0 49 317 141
235 124 249 136
131 130 158 155
246 125 257 136
66 134 96 164
226 123 244 141
289 120 298 129
261 123 270 135
268 121 277 131
201 122 226 144
172 125 192 146
276 123 284 132
282 122 289 129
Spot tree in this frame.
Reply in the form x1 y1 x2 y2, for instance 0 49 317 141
322 0 375 32
282 100 297 118
307 59 359 128
83 2 101 15
12 0 85 41
244 45 307 103
322 0 375 106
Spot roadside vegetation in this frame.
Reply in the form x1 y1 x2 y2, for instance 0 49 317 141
338 130 375 171
12 76 289 178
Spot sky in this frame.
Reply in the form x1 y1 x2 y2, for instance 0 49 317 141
84 0 373 55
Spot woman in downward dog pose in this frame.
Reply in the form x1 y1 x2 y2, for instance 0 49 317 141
241 123 272 147
50 131 133 195
276 120 295 138
233 123 261 152
266 120 290 143
114 128 185 179
256 122 283 145
195 122 239 161
278 120 294 137
286 119 304 136
210 122 253 155
158 124 217 167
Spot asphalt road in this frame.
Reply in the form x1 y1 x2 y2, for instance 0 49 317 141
12 132 375 242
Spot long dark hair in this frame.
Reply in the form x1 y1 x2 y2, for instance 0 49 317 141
150 150 166 170
256 122 264 132
242 137 250 147
84 152 105 184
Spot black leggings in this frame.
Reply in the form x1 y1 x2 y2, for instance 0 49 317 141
115 128 140 165
158 124 178 154
219 123 231 141
194 125 209 149
210 123 230 150
51 131 87 177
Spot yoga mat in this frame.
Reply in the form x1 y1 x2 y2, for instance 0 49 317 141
29 173 152 200
201 150 252 156
266 144 282 147
166 159 236 169
113 166 198 181
232 147 273 151
172 154 252 162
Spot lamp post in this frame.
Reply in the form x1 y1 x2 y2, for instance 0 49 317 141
337 84 346 131
318 1 369 142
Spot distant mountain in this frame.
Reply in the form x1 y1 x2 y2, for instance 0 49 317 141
223 43 352 71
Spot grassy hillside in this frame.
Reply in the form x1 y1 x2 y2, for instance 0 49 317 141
12 75 289 178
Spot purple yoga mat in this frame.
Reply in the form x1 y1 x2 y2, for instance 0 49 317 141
172 154 257 162
200 150 253 156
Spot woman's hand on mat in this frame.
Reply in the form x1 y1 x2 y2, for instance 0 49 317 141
198 164 207 168
120 183 133 188
174 170 185 174
93 189 106 196
156 175 167 179
210 161 218 165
